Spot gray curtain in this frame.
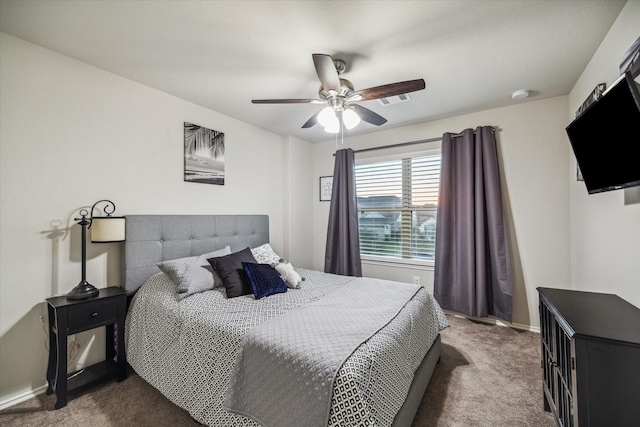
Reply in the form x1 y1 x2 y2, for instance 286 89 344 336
325 148 362 277
434 127 512 322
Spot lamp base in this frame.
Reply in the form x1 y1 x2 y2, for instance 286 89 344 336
67 281 100 300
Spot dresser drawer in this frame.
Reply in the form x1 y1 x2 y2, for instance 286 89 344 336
67 299 118 332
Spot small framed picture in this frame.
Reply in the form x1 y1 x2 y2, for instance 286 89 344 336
319 176 333 201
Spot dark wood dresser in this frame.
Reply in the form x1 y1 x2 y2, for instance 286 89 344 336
537 287 640 427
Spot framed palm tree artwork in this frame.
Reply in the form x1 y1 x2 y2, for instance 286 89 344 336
184 122 225 185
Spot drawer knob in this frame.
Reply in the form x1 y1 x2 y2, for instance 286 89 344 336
91 312 98 318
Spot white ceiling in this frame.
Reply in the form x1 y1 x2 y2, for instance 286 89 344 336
0 0 626 143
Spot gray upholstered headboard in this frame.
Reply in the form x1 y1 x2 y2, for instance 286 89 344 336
123 215 269 292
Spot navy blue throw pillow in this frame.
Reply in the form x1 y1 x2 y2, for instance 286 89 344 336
242 262 288 300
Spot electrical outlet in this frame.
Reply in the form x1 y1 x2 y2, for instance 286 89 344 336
413 276 420 285
67 334 76 344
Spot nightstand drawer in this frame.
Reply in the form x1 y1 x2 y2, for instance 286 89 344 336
68 299 118 331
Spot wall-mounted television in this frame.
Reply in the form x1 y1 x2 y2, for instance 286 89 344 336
566 72 640 194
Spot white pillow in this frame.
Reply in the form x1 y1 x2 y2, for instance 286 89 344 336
158 246 231 300
250 243 281 265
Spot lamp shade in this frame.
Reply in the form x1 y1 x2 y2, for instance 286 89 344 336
318 107 339 133
317 106 336 127
323 119 339 133
343 109 361 129
91 217 126 242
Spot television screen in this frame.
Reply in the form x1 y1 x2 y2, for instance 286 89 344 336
566 72 640 194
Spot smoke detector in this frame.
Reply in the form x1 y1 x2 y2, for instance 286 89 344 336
512 89 530 100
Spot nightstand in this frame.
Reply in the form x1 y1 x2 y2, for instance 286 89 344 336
45 287 128 409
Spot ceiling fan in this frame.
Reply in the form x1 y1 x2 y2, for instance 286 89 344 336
251 54 426 133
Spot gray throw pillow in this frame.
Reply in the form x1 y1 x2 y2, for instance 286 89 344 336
158 246 232 300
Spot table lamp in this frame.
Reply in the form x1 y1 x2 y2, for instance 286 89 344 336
67 199 125 300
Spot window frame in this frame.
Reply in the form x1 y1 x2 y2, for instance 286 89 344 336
355 148 441 270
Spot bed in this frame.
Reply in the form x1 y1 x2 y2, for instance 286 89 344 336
123 214 448 427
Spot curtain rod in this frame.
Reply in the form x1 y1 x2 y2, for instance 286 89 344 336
348 136 442 155
333 126 498 156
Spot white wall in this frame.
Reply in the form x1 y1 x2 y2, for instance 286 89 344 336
313 96 572 329
283 135 314 268
567 1 640 307
0 32 291 405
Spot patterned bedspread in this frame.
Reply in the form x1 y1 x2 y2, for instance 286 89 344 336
125 268 448 427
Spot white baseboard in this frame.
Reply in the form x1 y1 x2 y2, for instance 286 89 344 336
0 384 48 411
444 310 540 333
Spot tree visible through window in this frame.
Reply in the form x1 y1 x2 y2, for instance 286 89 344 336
355 152 440 262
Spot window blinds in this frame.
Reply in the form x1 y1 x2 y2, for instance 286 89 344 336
355 153 441 261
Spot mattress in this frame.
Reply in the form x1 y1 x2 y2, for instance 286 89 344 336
125 268 448 426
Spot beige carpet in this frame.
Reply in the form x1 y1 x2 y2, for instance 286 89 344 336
414 316 556 426
0 315 556 426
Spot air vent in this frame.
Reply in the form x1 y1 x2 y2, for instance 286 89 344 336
378 93 412 106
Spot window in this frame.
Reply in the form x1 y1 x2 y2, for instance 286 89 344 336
355 151 440 264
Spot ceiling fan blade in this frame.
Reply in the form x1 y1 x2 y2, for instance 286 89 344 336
348 79 425 101
312 54 341 93
302 110 321 128
352 104 387 126
252 99 324 104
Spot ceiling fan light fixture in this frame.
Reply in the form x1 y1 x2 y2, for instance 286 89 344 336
317 106 336 127
343 108 361 129
323 119 340 133
318 106 339 132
